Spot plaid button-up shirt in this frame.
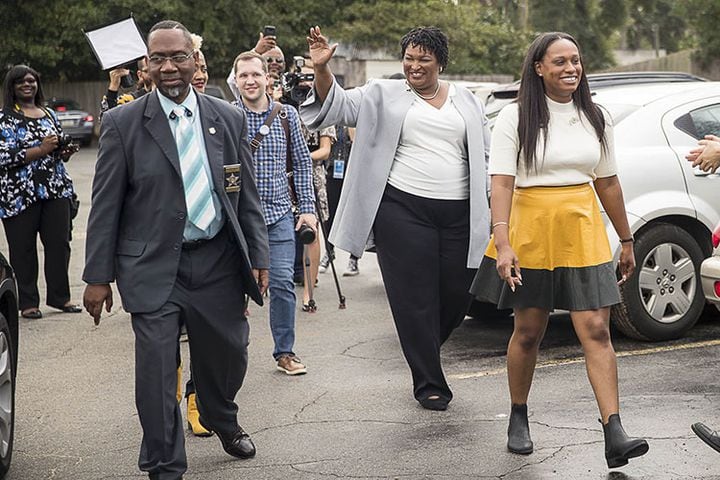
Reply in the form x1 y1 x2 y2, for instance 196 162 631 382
234 97 315 225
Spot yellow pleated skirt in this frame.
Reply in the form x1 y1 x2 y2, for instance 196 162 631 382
470 184 620 311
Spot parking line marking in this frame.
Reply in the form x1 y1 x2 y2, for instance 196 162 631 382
448 338 720 380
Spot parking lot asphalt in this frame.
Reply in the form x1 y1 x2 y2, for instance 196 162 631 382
4 147 720 479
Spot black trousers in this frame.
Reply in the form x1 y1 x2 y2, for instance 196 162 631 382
373 185 475 402
131 228 249 479
2 198 71 311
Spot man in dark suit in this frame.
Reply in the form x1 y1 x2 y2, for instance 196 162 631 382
83 20 269 480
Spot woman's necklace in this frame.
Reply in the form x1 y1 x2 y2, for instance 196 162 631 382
407 81 441 101
15 103 40 116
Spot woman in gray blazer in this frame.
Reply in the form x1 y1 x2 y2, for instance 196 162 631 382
301 26 490 410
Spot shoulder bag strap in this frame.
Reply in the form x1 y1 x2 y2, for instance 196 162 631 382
250 102 283 154
279 107 298 205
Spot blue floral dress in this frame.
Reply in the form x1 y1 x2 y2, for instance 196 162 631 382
0 108 75 219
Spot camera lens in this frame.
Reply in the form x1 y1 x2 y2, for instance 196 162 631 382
298 224 315 244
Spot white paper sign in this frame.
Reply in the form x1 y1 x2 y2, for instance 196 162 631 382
85 17 147 70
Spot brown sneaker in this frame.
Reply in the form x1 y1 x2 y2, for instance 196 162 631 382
276 354 307 375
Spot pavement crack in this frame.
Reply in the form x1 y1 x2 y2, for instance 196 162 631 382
498 446 565 479
294 391 329 421
531 420 600 434
251 418 414 436
340 337 392 361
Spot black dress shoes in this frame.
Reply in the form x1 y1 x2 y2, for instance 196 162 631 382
21 309 42 319
418 395 449 411
199 419 256 459
692 422 720 454
49 304 83 313
216 426 256 458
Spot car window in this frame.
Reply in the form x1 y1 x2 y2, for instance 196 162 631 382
674 103 720 139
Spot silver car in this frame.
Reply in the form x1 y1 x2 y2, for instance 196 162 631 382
0 253 18 478
593 82 720 340
45 98 95 146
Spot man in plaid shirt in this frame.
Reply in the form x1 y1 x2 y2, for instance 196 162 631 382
233 51 316 375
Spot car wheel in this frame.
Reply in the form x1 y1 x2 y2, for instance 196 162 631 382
611 223 705 341
0 313 14 478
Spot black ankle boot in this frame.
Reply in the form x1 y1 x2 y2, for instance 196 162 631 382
507 403 533 454
601 414 649 468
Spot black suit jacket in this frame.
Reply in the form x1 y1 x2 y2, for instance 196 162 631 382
83 91 269 313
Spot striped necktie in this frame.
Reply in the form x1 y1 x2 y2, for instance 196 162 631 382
172 106 216 232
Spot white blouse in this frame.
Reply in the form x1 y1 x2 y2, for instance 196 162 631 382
388 84 469 200
489 96 617 187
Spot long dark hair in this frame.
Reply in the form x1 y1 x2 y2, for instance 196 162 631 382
3 65 45 110
516 32 606 172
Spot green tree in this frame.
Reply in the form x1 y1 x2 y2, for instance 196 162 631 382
0 0 339 82
624 0 687 53
331 0 530 75
679 0 720 68
528 0 625 71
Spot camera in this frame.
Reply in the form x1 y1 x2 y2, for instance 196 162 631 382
297 222 316 245
280 56 314 108
56 133 78 162
57 132 74 149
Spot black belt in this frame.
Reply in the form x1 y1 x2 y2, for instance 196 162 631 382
182 238 212 250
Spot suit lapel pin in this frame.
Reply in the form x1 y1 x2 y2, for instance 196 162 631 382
209 127 216 135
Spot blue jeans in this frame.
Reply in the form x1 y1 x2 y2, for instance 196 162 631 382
267 210 297 358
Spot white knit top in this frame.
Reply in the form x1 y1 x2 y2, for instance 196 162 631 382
489 96 617 187
387 84 469 200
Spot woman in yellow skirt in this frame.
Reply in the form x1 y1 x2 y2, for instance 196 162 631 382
470 32 649 468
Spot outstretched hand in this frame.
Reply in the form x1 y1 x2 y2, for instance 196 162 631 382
686 135 720 174
306 26 337 67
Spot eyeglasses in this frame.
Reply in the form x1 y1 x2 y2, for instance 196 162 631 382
265 57 285 64
148 51 195 66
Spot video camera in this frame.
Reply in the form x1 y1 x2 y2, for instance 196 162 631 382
280 56 314 108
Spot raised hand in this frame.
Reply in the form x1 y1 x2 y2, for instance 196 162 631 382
254 31 277 55
306 26 337 67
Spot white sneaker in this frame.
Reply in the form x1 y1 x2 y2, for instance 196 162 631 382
318 253 330 273
343 257 359 276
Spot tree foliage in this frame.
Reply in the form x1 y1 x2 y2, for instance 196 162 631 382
527 0 622 71
1 0 717 83
0 0 333 82
678 0 720 69
623 0 687 53
332 0 530 75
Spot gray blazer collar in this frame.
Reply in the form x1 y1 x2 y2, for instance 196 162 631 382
144 92 181 177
